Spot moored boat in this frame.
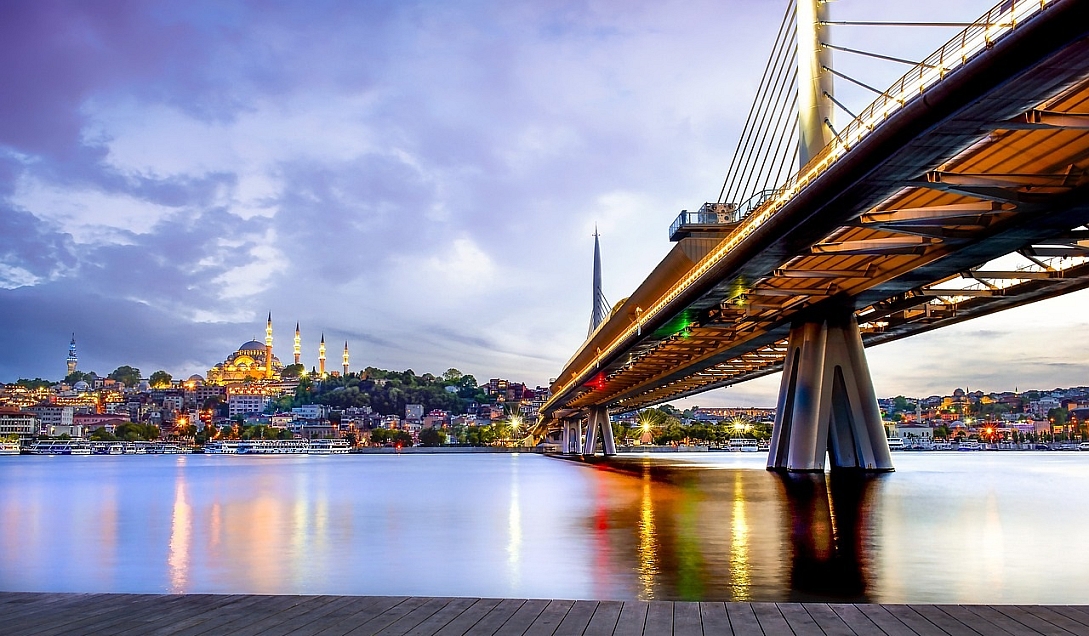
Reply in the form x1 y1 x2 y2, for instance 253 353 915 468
204 440 240 454
236 439 310 454
309 439 350 454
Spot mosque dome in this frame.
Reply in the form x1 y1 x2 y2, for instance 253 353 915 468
73 381 90 391
238 340 267 352
188 374 204 382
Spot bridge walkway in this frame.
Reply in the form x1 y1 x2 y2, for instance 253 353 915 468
3 592 1089 635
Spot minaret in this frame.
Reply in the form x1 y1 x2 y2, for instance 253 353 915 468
66 334 78 376
343 341 350 376
265 312 274 379
319 334 326 377
294 323 301 365
589 227 608 336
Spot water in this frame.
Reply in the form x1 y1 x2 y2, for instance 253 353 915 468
1 451 1087 603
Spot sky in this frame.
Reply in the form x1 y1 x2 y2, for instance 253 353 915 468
2 0 1087 406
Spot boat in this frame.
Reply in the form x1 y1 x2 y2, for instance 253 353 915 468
886 437 905 450
91 441 124 455
309 439 350 454
236 439 311 454
28 440 92 455
957 439 982 451
1080 442 1089 451
203 440 240 454
727 437 760 452
0 440 21 455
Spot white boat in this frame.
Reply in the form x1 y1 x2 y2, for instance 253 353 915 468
204 440 240 454
1080 442 1089 451
887 437 905 450
310 439 350 454
91 441 124 455
0 440 21 455
28 440 92 455
236 439 310 454
728 437 760 452
957 439 981 451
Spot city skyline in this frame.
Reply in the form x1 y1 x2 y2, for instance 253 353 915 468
3 0 1089 407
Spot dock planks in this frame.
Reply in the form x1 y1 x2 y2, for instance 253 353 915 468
1 593 1088 635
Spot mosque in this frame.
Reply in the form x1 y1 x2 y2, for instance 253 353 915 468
205 314 351 385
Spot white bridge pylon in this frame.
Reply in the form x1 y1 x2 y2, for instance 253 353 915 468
560 406 617 456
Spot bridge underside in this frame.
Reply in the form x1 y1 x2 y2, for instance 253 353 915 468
541 1 1089 466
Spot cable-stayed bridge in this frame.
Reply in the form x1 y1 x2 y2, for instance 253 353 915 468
538 0 1089 471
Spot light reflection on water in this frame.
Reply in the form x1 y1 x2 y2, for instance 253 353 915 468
1 451 1087 602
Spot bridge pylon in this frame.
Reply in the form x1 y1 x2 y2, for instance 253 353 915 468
581 406 617 456
767 310 893 473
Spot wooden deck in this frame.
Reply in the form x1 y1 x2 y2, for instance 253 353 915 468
3 593 1089 635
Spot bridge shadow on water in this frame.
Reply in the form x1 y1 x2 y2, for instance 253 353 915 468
561 454 887 603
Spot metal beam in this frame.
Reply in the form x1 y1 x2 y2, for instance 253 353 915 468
812 236 933 254
859 202 1010 224
967 270 1059 280
987 109 1089 130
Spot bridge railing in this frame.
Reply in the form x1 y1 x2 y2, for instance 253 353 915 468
669 190 777 240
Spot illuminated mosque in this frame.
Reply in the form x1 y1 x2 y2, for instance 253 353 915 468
206 314 351 385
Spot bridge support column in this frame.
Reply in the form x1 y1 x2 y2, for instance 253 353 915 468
582 406 617 456
561 419 580 455
767 313 893 472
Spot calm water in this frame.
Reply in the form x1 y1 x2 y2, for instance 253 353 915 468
1 451 1087 603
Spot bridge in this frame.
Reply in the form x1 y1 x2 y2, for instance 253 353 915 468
538 0 1089 471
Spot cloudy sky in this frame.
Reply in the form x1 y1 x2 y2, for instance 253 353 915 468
3 0 1087 405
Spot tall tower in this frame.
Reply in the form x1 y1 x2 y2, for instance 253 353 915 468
343 341 350 376
798 0 834 166
589 227 609 336
265 312 274 379
66 334 78 376
294 323 301 365
319 334 326 377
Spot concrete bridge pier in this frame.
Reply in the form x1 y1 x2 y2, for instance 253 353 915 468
560 419 580 455
582 406 617 456
767 312 893 472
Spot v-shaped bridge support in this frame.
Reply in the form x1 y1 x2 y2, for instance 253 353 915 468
768 312 894 472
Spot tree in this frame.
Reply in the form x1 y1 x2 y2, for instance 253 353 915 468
893 395 911 412
109 365 142 387
64 371 95 385
16 378 53 390
282 363 305 379
90 427 117 441
418 428 447 447
442 368 463 384
149 370 172 388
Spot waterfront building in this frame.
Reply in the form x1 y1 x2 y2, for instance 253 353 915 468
227 388 271 418
291 404 329 421
27 405 75 436
0 406 38 437
74 413 128 433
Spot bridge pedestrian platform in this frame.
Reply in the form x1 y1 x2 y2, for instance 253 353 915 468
3 592 1088 635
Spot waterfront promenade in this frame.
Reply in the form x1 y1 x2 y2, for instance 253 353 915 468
4 593 1089 635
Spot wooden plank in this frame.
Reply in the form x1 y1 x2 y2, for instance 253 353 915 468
642 601 673 636
612 601 648 636
673 601 702 636
140 594 277 636
491 598 549 636
522 599 574 636
372 597 457 636
7 593 136 634
908 605 984 636
430 598 504 636
343 596 436 636
0 593 106 629
106 594 249 636
775 603 824 636
38 594 183 636
699 602 731 636
854 604 924 636
182 595 324 636
990 606 1077 636
752 603 793 636
880 605 950 636
262 596 369 636
724 603 763 635
583 600 624 636
1017 606 1089 636
460 598 527 636
940 605 1026 636
802 603 856 636
307 597 413 636
550 600 598 636
399 598 480 636
1044 607 1089 631
828 603 883 636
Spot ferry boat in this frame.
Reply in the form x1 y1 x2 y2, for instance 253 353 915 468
728 437 760 452
146 442 193 454
1080 442 1089 451
957 439 982 451
28 440 92 455
0 440 21 455
203 440 240 454
91 441 124 455
310 439 350 454
886 437 905 450
236 439 310 454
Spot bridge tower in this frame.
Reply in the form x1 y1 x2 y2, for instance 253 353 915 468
589 227 608 335
767 0 892 472
575 229 617 456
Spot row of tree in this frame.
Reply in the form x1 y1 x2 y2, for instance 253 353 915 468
273 368 489 417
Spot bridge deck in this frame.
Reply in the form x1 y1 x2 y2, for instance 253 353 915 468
3 593 1089 635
